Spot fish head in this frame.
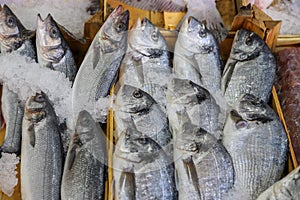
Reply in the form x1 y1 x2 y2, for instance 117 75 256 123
24 92 49 123
178 16 217 54
75 110 98 144
115 85 155 114
36 13 65 63
129 17 167 58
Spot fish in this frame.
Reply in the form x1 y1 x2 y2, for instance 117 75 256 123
108 0 227 42
72 5 129 120
222 94 288 199
257 166 300 200
21 92 63 200
173 110 234 200
173 16 223 95
166 78 222 140
36 13 77 82
221 29 276 107
113 126 177 200
61 110 107 200
119 17 172 112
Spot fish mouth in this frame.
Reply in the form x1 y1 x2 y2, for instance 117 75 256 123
39 44 66 62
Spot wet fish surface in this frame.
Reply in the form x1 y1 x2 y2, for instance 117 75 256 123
221 29 276 107
21 92 63 200
119 17 172 112
72 5 129 120
173 17 223 95
61 110 107 200
222 94 288 199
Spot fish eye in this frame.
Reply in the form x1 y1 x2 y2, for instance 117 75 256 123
138 137 148 145
116 22 126 32
80 117 90 126
132 89 143 98
49 27 59 38
6 16 16 28
236 120 248 129
245 36 253 46
34 94 45 102
199 28 207 38
151 31 159 41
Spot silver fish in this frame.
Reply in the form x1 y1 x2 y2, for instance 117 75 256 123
21 92 63 200
72 5 129 119
173 17 223 94
221 29 276 107
119 17 172 112
223 94 288 199
61 110 107 200
173 110 234 200
113 127 177 200
36 13 77 82
257 166 300 200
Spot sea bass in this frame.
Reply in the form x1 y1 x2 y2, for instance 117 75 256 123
36 13 77 82
173 16 223 94
21 92 63 200
119 17 171 112
223 94 288 199
257 166 300 200
61 110 107 200
72 5 129 120
221 29 276 107
113 126 177 200
166 78 222 140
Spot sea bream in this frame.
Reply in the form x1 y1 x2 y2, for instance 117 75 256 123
223 94 288 199
119 17 171 112
36 13 77 82
173 17 223 95
221 29 276 107
61 110 107 200
21 92 63 200
72 5 129 120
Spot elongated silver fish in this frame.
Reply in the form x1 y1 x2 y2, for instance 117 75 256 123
166 78 222 140
173 110 234 200
221 29 276 107
36 13 77 82
223 94 288 199
174 16 223 95
61 110 107 200
72 5 129 120
21 92 63 200
257 166 300 200
113 127 177 200
119 17 171 112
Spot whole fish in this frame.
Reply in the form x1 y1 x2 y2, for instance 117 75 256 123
119 17 171 112
72 5 129 120
221 29 276 107
173 110 234 200
61 110 107 200
222 94 288 199
21 92 63 200
166 78 222 140
36 13 77 82
257 166 300 200
173 16 223 95
113 126 177 200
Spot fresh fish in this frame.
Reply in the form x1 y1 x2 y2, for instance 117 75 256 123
173 17 223 94
257 166 300 200
72 5 129 119
173 110 234 200
36 13 77 82
221 29 276 107
166 78 222 140
61 110 107 200
110 0 227 41
119 17 172 112
113 126 177 200
21 92 63 200
222 94 288 199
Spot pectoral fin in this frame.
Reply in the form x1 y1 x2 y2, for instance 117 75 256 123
119 169 135 200
68 145 77 170
183 156 201 198
27 123 35 147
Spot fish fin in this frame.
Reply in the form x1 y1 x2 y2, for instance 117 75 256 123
221 61 236 93
68 145 77 170
27 123 35 147
119 168 136 199
92 43 101 69
182 156 201 198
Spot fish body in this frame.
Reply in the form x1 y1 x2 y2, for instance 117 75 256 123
222 94 288 199
36 13 77 82
120 17 171 112
72 5 129 119
221 29 276 107
174 17 223 95
21 92 63 200
61 110 107 200
113 127 177 200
